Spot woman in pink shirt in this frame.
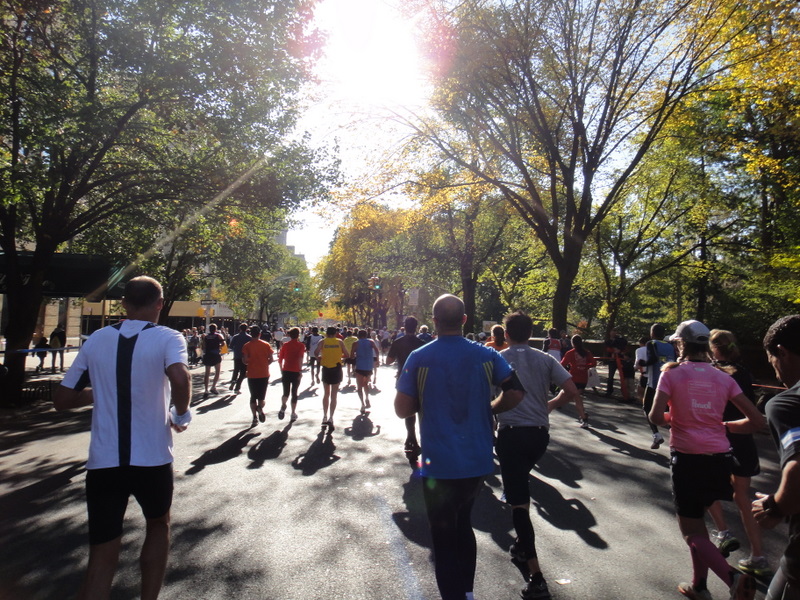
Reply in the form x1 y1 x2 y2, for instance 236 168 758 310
649 320 764 600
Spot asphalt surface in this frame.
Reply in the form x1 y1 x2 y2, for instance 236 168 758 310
0 353 789 600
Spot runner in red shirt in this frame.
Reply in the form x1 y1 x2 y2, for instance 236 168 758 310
278 327 305 422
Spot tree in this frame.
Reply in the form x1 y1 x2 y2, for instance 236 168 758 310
408 0 773 330
0 0 328 399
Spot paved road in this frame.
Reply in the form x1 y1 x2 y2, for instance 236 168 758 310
0 354 788 600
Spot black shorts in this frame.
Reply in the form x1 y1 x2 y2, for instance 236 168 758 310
729 433 761 478
355 369 372 377
344 357 356 365
575 382 586 390
495 426 550 506
202 353 222 367
639 375 648 389
670 451 733 518
281 370 301 397
248 377 269 402
321 365 343 385
86 464 173 545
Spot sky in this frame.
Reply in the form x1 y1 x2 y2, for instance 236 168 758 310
285 0 432 272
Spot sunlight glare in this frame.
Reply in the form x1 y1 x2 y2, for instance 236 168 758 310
313 0 430 112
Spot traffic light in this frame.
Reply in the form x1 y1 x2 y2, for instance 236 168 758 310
369 275 381 290
293 281 300 292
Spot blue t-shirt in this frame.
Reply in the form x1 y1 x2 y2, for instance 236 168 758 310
397 335 514 479
354 338 375 371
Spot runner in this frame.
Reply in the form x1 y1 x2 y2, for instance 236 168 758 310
639 323 676 449
201 324 224 395
497 310 580 600
705 329 769 577
485 324 509 351
385 316 425 465
754 314 800 600
306 327 323 384
242 326 274 427
314 326 349 431
352 329 381 415
277 327 305 422
648 320 764 600
343 328 358 385
560 335 594 429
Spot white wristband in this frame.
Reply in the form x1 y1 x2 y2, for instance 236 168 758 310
170 406 192 427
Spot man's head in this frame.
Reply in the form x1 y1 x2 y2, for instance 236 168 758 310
404 316 418 335
651 323 666 340
288 327 300 339
764 315 800 387
504 310 533 344
122 276 163 315
432 294 466 334
250 325 261 338
326 326 337 337
419 325 428 334
239 323 249 332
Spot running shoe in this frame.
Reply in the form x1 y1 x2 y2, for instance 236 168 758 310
712 530 741 557
729 571 756 600
678 582 713 600
651 432 665 449
278 406 286 420
257 407 265 423
521 577 551 600
737 556 771 578
579 414 589 429
211 387 218 394
290 413 298 422
327 420 335 432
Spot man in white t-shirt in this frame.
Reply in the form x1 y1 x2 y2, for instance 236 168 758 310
54 276 191 600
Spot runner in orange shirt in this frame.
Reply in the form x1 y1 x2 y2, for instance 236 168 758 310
242 326 274 427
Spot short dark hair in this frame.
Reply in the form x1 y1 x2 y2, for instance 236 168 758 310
239 323 249 331
288 327 300 339
250 325 261 337
764 315 800 356
651 323 665 339
404 316 418 334
123 276 162 309
326 326 337 336
357 329 367 339
504 310 532 343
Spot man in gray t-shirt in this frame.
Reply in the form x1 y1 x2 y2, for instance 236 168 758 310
496 311 579 600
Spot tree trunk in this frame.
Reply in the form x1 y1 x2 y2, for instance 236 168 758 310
461 270 477 334
1 249 55 404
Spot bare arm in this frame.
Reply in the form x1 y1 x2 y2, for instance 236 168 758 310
167 362 191 416
340 339 349 359
753 456 800 529
648 389 671 426
53 385 93 411
725 393 766 434
547 378 580 413
395 391 419 418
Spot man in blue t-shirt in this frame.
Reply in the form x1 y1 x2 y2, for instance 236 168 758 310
755 315 800 600
638 323 676 450
395 294 524 600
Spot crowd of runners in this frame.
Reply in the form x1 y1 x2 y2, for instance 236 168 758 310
50 276 799 600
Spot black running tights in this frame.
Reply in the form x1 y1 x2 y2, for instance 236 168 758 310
421 476 483 600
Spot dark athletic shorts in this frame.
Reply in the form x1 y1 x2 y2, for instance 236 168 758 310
639 374 648 389
729 433 760 478
355 369 372 377
248 377 269 402
202 353 221 367
345 357 356 365
670 451 733 518
86 463 173 545
281 370 301 397
495 426 550 506
575 382 587 390
321 365 343 385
